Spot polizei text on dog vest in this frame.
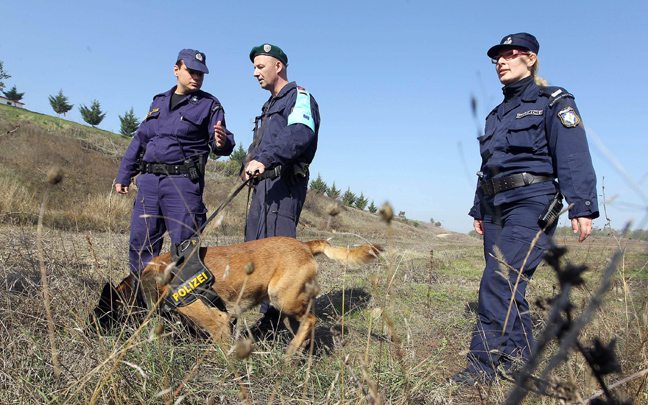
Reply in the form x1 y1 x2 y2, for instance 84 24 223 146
172 271 210 302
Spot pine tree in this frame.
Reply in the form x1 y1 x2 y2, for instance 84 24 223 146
326 181 341 199
3 85 24 102
354 192 368 210
229 144 247 165
48 90 74 117
0 62 10 93
368 200 377 213
342 187 356 207
309 173 328 194
79 99 106 127
118 107 140 137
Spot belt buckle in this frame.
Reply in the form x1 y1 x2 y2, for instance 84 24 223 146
521 172 533 186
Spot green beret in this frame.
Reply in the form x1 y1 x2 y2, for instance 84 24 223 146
249 43 288 66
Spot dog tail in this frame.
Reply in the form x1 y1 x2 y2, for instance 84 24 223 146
306 240 382 269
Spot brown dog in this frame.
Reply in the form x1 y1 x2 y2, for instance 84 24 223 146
93 237 380 354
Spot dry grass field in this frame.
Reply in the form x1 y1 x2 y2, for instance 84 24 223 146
1 104 647 404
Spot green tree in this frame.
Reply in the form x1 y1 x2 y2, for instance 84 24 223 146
326 181 341 199
342 187 356 207
354 192 368 210
0 62 10 93
48 89 73 117
79 99 106 127
229 144 247 166
119 107 140 137
309 173 328 194
435 221 442 227
413 221 420 227
3 85 24 102
368 200 377 213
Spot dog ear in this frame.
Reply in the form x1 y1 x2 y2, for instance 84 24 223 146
90 282 121 333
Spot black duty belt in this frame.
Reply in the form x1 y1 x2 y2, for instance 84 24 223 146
251 165 282 184
480 172 554 196
141 162 192 176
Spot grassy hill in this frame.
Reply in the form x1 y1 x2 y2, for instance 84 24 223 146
1 104 646 404
0 103 450 239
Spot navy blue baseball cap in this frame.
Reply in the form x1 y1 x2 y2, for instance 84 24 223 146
487 33 539 58
177 49 209 74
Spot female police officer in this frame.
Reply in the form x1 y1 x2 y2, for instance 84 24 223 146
450 33 598 385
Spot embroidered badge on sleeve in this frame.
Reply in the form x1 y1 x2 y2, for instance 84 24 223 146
558 106 580 128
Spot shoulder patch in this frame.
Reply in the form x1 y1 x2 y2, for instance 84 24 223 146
557 106 580 128
541 86 575 108
146 108 160 119
288 87 315 131
549 92 575 108
211 105 223 113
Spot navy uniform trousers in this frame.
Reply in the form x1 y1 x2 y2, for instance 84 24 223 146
244 174 308 241
468 193 557 376
129 173 206 273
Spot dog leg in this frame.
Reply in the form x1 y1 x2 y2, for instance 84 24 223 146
286 313 316 356
175 300 231 342
273 288 317 355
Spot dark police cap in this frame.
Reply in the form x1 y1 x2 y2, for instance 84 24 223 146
487 33 540 58
249 44 288 66
177 49 209 74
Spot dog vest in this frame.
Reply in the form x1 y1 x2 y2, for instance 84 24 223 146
164 236 227 312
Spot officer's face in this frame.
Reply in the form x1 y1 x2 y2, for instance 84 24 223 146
174 62 204 94
253 55 280 92
495 49 536 85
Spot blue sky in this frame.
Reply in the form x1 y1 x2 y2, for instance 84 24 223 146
3 0 647 233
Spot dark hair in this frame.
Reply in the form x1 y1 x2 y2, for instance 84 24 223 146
175 59 184 68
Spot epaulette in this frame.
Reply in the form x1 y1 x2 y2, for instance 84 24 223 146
540 86 575 108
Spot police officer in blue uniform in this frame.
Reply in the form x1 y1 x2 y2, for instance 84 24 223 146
243 43 320 241
450 33 598 385
115 49 235 275
243 43 320 327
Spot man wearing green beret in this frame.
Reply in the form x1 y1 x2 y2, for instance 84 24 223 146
243 43 321 330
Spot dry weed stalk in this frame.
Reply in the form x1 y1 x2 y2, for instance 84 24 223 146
37 165 64 381
506 233 627 404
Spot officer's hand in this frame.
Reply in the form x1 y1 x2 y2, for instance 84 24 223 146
214 121 226 149
115 183 129 194
572 217 593 243
243 160 265 181
473 219 485 235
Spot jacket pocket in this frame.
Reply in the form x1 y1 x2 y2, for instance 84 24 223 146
180 111 203 127
506 115 544 153
478 130 495 161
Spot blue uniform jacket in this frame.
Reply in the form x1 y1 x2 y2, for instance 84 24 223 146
469 80 598 220
116 87 235 185
247 82 319 172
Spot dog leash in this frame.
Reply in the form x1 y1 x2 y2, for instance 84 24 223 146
198 177 254 235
